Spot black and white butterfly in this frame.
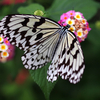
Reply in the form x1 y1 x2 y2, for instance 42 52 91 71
0 14 85 84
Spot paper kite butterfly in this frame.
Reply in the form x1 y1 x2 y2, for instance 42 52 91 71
0 14 85 84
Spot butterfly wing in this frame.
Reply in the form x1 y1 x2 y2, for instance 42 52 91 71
0 14 61 69
21 31 60 70
47 30 85 84
0 14 61 51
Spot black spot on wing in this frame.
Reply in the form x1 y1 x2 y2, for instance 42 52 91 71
73 50 79 58
58 59 70 76
21 18 29 26
58 58 70 69
35 33 43 40
13 29 19 35
70 38 77 51
69 64 73 71
32 28 36 32
11 37 16 42
31 53 34 56
25 36 32 46
0 30 4 35
26 36 31 40
4 15 12 31
34 17 45 28
20 31 31 40
62 48 66 57
78 62 85 72
6 33 10 39
33 17 45 32
67 38 77 54
19 31 27 39
9 30 31 48
32 58 34 61
19 43 23 47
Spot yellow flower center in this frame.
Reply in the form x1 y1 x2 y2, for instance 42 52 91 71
64 17 67 20
1 45 6 50
0 37 2 41
77 31 82 37
82 19 86 24
5 40 9 44
70 13 73 15
76 15 80 19
68 21 72 25
82 20 85 23
69 27 74 32
3 52 7 57
0 37 3 42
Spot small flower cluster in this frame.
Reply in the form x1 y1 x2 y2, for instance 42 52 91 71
58 10 91 42
0 35 15 62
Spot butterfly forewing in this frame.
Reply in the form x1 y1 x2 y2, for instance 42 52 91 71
0 15 60 51
0 14 85 84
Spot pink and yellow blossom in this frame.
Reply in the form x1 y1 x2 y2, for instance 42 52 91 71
58 10 91 42
0 36 15 62
67 10 75 17
4 38 10 45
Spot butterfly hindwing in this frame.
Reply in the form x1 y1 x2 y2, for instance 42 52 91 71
47 31 85 84
21 31 60 70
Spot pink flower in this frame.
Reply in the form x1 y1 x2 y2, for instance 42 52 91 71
58 20 63 26
0 36 15 62
7 44 15 61
76 12 84 18
67 10 75 17
4 38 10 46
60 13 69 22
58 10 91 42
86 22 91 31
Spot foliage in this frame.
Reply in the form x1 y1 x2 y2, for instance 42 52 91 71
0 0 100 100
29 62 57 100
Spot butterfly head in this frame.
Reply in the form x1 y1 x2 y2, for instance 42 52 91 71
62 24 71 31
65 24 70 29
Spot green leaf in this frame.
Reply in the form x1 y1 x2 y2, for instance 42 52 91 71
29 62 57 100
19 88 37 100
46 0 99 21
87 24 100 45
18 3 45 16
0 16 4 20
82 23 100 61
1 83 19 96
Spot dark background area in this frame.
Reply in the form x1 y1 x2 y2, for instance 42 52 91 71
0 0 100 100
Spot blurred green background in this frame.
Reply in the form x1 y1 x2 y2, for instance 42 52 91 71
0 0 100 100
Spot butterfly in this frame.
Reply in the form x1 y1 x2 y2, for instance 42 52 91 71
0 14 85 84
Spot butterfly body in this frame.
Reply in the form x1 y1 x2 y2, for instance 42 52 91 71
0 14 85 84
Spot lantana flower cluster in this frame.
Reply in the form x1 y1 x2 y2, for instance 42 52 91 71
58 10 91 42
0 35 15 62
